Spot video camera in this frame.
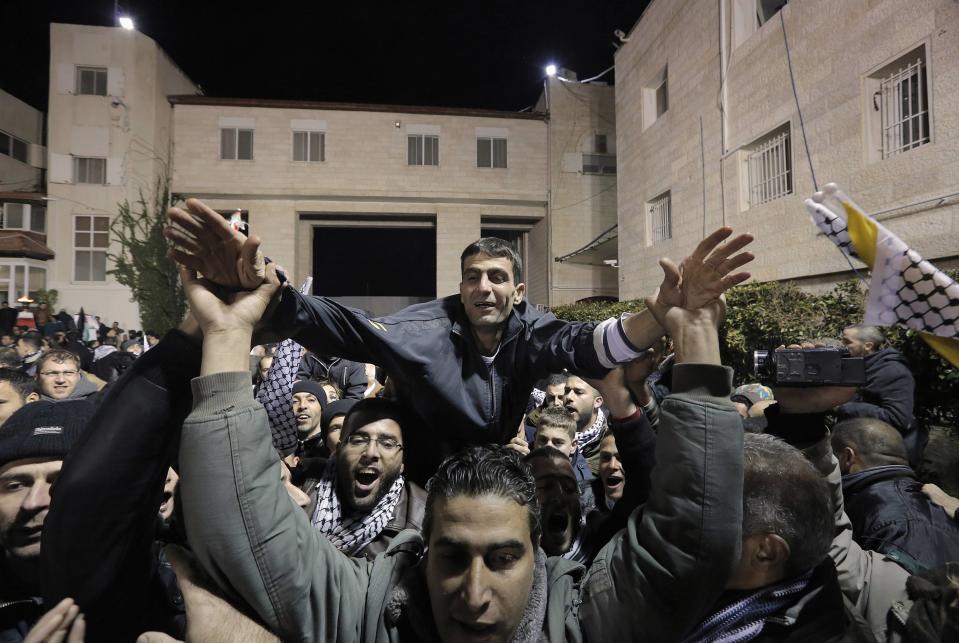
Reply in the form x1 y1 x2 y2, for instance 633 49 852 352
753 347 866 387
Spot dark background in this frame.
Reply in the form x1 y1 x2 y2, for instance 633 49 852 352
1 0 649 112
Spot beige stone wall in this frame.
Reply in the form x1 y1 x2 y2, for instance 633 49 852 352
45 24 197 327
0 89 44 190
616 0 959 300
171 104 548 302
546 78 619 306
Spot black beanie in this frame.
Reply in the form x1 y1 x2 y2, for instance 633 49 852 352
291 380 329 408
321 398 358 436
0 400 94 468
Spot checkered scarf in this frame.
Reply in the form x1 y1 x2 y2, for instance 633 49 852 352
310 457 405 556
575 409 607 451
682 570 813 643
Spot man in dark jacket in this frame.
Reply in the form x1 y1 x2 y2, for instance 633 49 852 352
0 400 94 642
837 324 919 463
297 351 367 399
301 397 426 560
166 200 754 482
831 417 959 574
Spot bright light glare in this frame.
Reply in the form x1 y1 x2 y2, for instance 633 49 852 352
545 64 557 77
119 16 135 30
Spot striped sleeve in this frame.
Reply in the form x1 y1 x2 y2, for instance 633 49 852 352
593 312 645 368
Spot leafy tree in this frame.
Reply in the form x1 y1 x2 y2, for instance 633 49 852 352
107 175 185 333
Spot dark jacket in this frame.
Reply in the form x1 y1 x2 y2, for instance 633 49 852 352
42 330 200 642
836 348 918 460
302 471 427 561
0 307 18 334
0 558 42 643
296 353 367 399
271 290 609 483
842 464 959 575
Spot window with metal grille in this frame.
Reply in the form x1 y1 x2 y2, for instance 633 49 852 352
220 128 254 160
582 154 617 175
293 131 325 162
74 157 107 184
877 55 929 158
648 191 671 242
74 215 109 282
746 128 792 207
407 135 439 166
76 66 108 96
477 137 507 168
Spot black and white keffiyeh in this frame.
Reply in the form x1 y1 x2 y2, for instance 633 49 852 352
311 458 405 556
575 409 607 451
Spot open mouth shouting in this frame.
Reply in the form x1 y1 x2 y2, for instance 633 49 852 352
352 467 382 497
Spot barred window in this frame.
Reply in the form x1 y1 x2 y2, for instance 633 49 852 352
220 128 254 160
648 191 671 242
407 135 439 166
747 128 792 207
877 55 929 158
76 66 108 96
74 157 107 184
477 137 507 168
293 131 325 162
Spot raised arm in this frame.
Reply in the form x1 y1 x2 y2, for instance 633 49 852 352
176 266 371 641
578 267 743 641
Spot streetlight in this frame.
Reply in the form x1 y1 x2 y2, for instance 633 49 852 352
118 16 135 30
545 64 557 78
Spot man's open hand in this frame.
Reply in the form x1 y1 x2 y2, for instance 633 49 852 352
166 198 265 290
651 227 753 315
180 264 280 337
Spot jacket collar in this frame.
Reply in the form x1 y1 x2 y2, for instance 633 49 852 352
842 464 915 494
450 300 527 353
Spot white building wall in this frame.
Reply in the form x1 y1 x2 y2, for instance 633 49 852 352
0 89 45 192
616 0 959 300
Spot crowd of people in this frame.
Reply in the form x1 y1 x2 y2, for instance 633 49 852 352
0 197 957 642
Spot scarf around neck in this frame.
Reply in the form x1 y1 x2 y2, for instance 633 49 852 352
311 457 405 557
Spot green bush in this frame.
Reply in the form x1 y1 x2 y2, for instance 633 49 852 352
550 274 958 433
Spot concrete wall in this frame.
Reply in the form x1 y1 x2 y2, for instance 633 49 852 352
0 89 44 191
45 23 198 328
171 103 548 302
545 78 619 305
616 0 959 300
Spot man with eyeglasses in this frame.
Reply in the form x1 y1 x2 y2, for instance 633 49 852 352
35 350 98 401
302 397 426 560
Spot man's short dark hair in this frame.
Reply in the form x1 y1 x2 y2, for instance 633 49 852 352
460 237 523 284
831 418 908 468
424 445 540 545
524 445 572 467
16 333 41 351
536 406 576 440
0 368 37 399
0 348 20 369
742 433 833 576
37 349 80 374
546 372 568 388
340 397 408 443
846 324 886 350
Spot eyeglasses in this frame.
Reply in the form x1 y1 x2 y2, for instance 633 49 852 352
39 369 80 378
344 433 403 453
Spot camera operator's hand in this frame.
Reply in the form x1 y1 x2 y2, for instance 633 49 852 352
646 227 753 324
166 198 265 290
771 386 856 414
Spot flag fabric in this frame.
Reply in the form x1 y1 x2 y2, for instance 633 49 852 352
805 184 959 367
255 277 313 453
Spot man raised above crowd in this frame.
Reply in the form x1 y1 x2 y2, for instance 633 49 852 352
166 198 753 480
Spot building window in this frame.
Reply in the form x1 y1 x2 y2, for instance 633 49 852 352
293 131 325 162
732 0 788 47
0 130 28 163
76 66 108 96
408 135 439 166
582 154 617 175
74 157 107 184
477 137 507 168
876 51 929 159
220 128 254 160
642 66 668 129
745 126 792 207
0 263 47 305
648 191 672 242
594 134 608 154
1 203 45 233
74 215 109 282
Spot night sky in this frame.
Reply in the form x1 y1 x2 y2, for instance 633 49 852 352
2 0 650 113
